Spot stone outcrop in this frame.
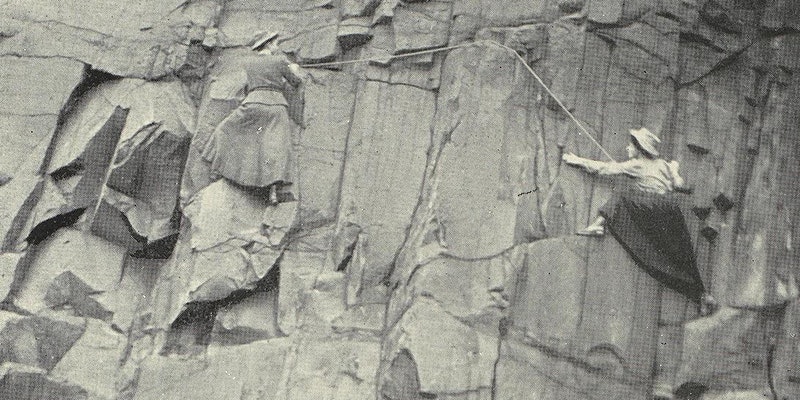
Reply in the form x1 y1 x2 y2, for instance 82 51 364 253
0 0 799 399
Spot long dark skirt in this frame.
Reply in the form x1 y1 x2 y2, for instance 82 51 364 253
599 186 705 303
202 103 293 188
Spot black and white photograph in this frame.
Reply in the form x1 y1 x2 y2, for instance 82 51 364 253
0 1 797 399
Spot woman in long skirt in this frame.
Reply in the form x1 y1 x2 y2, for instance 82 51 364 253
202 53 304 203
562 128 716 314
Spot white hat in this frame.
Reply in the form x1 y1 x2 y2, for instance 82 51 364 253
629 127 661 157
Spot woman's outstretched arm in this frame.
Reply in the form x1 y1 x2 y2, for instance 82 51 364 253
562 153 640 177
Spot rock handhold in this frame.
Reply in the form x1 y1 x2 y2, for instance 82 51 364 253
692 206 712 221
712 193 735 212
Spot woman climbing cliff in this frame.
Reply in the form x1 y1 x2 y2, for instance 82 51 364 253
202 43 305 204
562 128 717 315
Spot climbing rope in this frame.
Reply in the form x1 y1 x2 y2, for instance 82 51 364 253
301 39 616 162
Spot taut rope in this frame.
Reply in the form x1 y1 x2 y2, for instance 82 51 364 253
301 39 616 162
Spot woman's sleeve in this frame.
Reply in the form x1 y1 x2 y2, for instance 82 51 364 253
280 62 303 87
667 160 685 188
580 158 643 177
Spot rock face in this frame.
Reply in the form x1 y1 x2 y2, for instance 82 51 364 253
0 1 799 399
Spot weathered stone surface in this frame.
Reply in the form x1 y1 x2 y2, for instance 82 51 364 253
430 43 539 258
0 0 219 78
761 0 800 30
0 57 84 176
284 25 341 63
512 237 585 344
0 312 86 371
577 236 661 389
134 339 291 400
373 0 401 24
184 179 264 248
0 175 44 251
1 2 799 399
217 3 339 55
724 72 800 308
105 131 190 242
676 307 778 393
44 272 112 322
167 179 289 308
601 19 679 84
37 79 194 252
0 362 90 400
283 337 381 400
382 297 497 397
295 70 357 223
94 257 160 332
0 57 85 249
9 229 126 314
213 289 281 343
336 81 434 293
495 325 650 400
504 236 660 398
396 249 522 328
392 2 451 53
773 300 800 400
48 80 195 178
51 318 126 399
0 253 22 301
338 17 373 50
277 248 324 336
588 0 623 24
341 0 381 18
461 0 550 27
17 177 72 248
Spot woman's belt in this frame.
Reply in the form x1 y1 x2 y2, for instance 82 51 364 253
243 87 288 106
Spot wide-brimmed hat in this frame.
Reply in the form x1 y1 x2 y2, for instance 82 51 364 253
629 127 660 157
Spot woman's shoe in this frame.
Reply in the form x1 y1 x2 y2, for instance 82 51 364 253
576 226 605 236
699 293 719 316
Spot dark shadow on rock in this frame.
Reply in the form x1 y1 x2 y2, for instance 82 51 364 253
24 208 86 246
381 349 426 400
162 261 282 354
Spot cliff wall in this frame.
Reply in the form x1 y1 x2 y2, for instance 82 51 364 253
0 0 798 399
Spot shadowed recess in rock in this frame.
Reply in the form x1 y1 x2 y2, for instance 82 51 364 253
381 349 427 400
162 263 282 354
66 106 130 214
23 208 86 246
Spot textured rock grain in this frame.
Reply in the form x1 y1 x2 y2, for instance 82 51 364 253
1 1 799 399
